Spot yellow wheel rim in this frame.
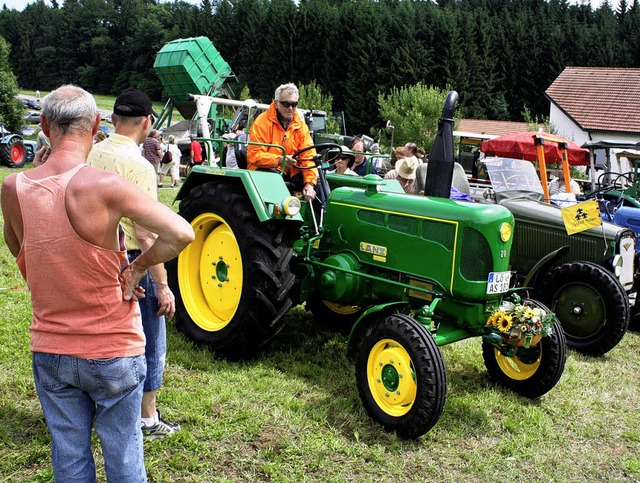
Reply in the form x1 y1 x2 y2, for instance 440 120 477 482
321 300 361 315
367 339 417 417
177 213 243 332
493 347 542 381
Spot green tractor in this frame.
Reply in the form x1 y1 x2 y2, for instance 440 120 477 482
167 91 566 439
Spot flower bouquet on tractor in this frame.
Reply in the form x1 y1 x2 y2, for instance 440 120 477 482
487 295 555 349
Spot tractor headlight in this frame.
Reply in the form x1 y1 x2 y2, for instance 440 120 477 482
282 196 301 217
499 222 512 242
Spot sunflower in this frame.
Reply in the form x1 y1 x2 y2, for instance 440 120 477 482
497 314 513 332
487 312 500 327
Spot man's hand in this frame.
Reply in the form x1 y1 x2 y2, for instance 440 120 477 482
303 183 316 201
33 147 50 167
119 263 147 301
285 155 296 168
155 282 176 319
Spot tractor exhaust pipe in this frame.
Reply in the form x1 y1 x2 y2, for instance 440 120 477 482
424 91 459 198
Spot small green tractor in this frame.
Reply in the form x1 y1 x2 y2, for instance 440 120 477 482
167 91 566 438
0 122 37 168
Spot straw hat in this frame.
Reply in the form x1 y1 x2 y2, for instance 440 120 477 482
396 157 418 180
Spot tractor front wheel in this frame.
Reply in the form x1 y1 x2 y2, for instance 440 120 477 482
354 314 446 439
167 180 297 360
534 261 628 356
482 305 566 399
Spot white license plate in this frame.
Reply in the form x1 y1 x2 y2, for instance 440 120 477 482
486 271 511 294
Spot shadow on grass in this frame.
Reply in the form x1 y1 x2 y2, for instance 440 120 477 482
0 402 51 477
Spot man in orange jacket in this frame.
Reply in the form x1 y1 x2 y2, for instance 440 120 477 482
247 83 317 200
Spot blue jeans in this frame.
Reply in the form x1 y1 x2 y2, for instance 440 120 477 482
32 352 147 482
128 251 166 392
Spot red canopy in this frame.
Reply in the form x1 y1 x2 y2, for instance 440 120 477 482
480 131 590 166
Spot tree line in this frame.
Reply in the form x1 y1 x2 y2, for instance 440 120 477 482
1 0 638 135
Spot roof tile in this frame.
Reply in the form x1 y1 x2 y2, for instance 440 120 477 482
457 119 543 136
545 67 640 134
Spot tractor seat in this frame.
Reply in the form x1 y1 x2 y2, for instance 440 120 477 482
234 133 249 169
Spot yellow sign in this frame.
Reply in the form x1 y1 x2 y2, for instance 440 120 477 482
407 279 433 302
561 200 602 235
360 242 387 262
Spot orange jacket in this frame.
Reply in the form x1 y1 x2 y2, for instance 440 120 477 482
247 102 317 185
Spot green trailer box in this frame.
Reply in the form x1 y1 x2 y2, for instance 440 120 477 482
154 37 233 119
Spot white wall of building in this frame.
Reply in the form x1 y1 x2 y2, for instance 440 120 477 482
549 102 640 173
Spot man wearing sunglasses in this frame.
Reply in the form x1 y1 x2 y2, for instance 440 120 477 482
247 83 318 200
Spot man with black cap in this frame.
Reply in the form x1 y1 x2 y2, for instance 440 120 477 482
87 88 181 438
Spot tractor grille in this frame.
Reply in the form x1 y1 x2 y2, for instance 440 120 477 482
515 224 597 262
460 227 492 280
422 220 455 250
358 210 384 226
389 215 419 235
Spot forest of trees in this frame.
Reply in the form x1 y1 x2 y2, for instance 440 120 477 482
1 0 639 134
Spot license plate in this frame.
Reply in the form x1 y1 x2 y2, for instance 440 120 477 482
486 271 511 294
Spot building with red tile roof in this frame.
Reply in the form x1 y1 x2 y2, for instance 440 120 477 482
545 67 640 145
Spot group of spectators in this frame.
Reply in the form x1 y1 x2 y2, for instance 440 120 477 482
141 128 183 188
328 138 428 195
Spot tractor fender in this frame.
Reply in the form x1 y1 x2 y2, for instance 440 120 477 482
346 301 409 358
1 133 21 143
523 246 570 288
174 166 303 222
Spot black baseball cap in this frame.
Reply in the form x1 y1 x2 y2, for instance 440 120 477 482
113 88 159 117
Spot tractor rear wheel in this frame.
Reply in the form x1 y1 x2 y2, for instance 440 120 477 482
306 291 363 334
167 180 297 360
482 307 566 399
355 314 446 439
534 261 628 356
1 137 26 168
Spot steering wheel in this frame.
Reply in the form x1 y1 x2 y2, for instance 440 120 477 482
291 143 342 169
586 172 634 221
590 172 634 197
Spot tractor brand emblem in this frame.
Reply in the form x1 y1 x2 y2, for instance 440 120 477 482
360 242 387 262
207 169 226 175
624 242 632 252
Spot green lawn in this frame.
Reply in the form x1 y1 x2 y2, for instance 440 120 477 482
20 89 167 118
1 165 639 482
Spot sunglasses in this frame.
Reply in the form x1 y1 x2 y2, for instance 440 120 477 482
338 156 351 161
279 100 298 108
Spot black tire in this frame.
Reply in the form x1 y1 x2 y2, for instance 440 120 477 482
534 261 629 356
1 137 27 168
306 291 364 334
354 314 447 439
482 303 567 399
166 180 297 360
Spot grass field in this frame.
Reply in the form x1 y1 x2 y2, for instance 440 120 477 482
1 164 640 482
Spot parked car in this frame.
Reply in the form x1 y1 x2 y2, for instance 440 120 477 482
21 98 41 110
25 111 41 124
16 125 35 136
97 124 113 137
